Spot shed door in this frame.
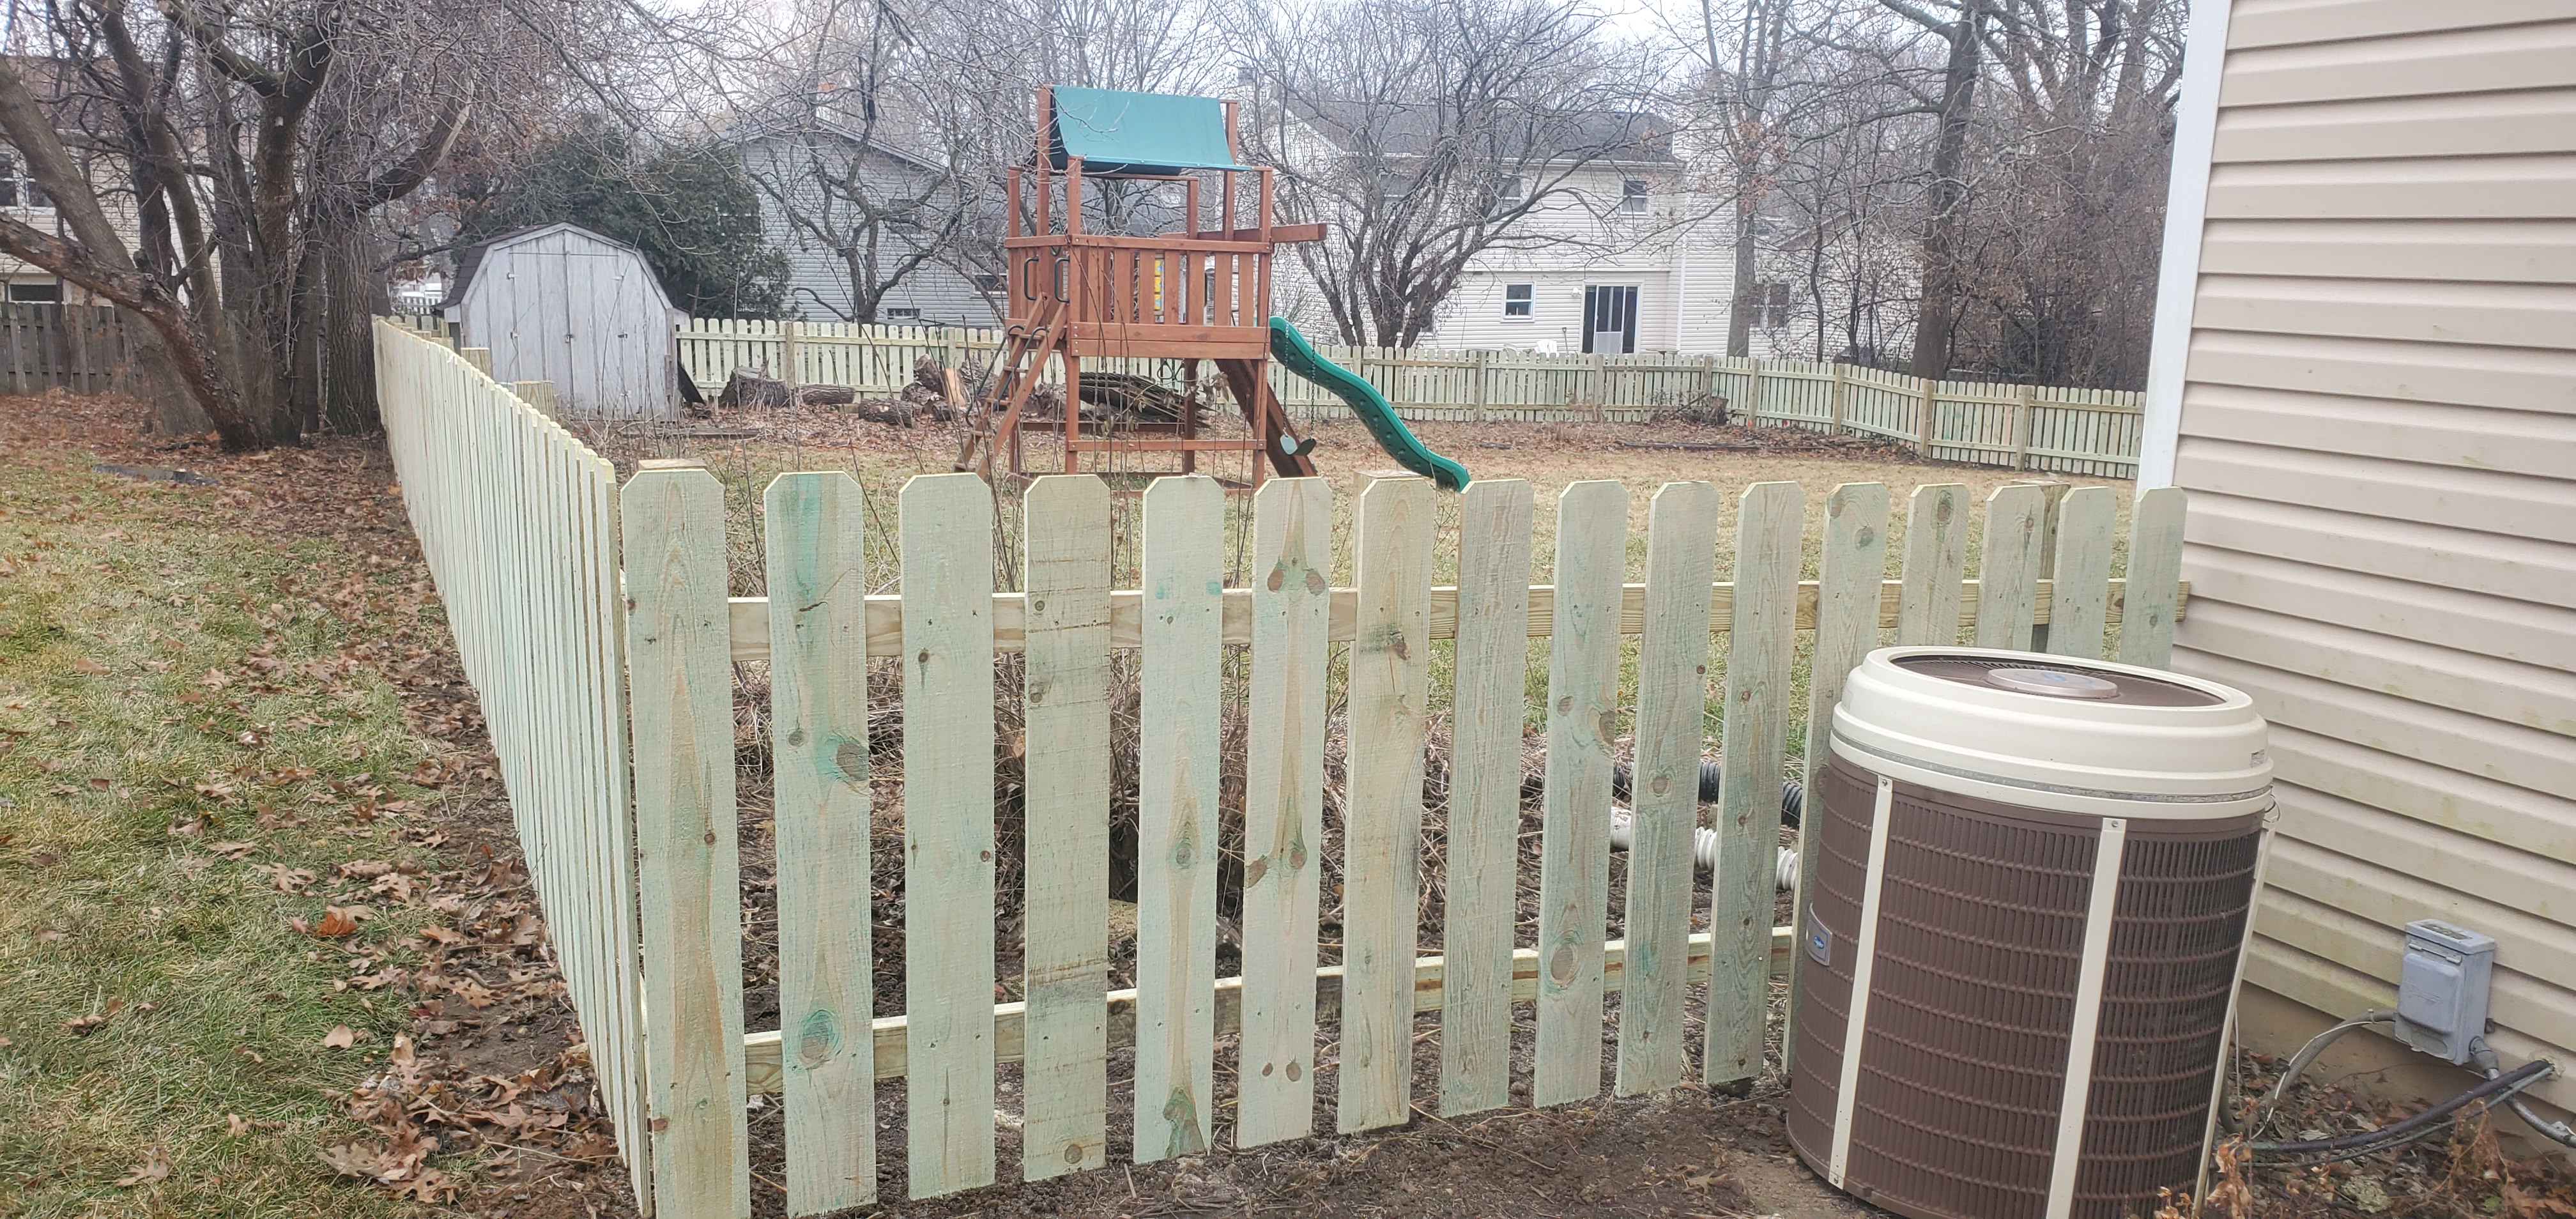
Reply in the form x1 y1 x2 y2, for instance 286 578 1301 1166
484 236 668 419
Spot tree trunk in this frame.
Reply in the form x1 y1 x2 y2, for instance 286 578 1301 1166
1908 5 1983 381
1727 194 1759 357
319 224 386 432
135 335 215 436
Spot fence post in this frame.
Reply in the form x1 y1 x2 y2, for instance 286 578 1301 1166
512 381 558 419
779 319 801 390
461 347 493 378
1828 363 1848 434
1473 348 1490 423
2012 384 2035 470
1915 378 1936 456
1745 361 1763 429
1703 355 1719 420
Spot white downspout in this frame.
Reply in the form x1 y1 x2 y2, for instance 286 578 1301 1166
2137 0 2235 489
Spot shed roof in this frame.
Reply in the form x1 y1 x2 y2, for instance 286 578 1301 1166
440 222 676 313
1284 96 1676 165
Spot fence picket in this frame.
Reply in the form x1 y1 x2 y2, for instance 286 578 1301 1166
1708 482 1805 1085
1021 475 1113 1179
2045 487 2118 659
1135 475 1225 1160
1438 480 1534 1117
1239 477 1334 1147
1897 484 1971 646
1784 482 1890 1077
1973 484 2051 650
1616 481 1720 1096
762 472 877 1214
378 314 2210 1212
622 466 752 1219
899 472 999 1198
2120 487 2188 667
1338 474 1438 1133
1533 480 1629 1106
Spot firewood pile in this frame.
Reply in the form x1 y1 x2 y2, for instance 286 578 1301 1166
713 356 967 427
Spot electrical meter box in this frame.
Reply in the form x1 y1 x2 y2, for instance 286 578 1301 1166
2396 919 2496 1064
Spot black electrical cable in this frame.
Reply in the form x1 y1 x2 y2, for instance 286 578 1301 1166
2247 1059 2553 1160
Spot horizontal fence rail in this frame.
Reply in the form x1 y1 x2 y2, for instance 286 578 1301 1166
372 322 654 1209
626 463 2188 1215
668 318 2147 477
716 576 2182 661
370 319 2190 1218
0 302 143 395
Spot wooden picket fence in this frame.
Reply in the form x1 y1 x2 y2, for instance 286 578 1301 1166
0 302 144 395
371 321 654 1207
670 318 2147 477
373 319 2191 1216
628 484 2187 1215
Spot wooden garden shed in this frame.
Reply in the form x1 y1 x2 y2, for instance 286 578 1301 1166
2140 0 2575 1131
441 223 686 420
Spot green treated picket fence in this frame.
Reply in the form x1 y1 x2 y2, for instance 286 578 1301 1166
373 321 2192 1216
671 318 2149 479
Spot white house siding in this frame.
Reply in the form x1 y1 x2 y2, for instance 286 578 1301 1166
1270 162 1743 354
2165 0 2576 1110
452 225 681 420
738 134 1000 328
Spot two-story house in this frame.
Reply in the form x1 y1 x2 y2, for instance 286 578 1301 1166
1246 92 1743 356
728 100 1000 327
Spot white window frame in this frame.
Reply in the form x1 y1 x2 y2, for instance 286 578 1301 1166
0 155 51 213
1619 178 1648 215
1501 282 1534 321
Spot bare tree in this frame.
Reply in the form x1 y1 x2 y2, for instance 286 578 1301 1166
1245 0 1673 348
0 0 633 445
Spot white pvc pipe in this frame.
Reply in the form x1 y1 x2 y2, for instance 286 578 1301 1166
1606 805 1797 890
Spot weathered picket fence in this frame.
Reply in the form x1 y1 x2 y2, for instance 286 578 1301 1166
373 320 2190 1216
670 318 2147 477
0 302 143 395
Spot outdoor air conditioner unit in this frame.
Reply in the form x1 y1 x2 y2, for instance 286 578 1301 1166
1788 647 2274 1219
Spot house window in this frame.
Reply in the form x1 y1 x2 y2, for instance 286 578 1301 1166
972 272 1004 294
6 279 61 303
1502 283 1533 319
1620 179 1647 215
0 157 49 210
883 306 921 320
1495 175 1525 213
1747 282 1790 328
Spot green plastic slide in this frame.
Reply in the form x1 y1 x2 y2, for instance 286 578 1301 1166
1268 316 1471 491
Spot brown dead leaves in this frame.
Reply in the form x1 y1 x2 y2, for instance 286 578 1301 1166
113 1146 171 1188
65 997 126 1035
318 1098 453 1204
314 905 367 937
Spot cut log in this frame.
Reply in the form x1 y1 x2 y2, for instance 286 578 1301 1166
717 367 791 411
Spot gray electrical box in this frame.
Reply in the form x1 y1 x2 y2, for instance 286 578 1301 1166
2396 919 2496 1065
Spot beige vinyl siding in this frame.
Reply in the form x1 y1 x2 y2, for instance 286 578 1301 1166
2171 0 2576 1109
